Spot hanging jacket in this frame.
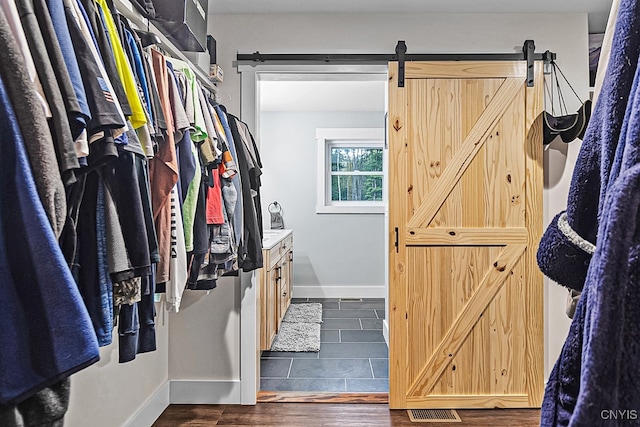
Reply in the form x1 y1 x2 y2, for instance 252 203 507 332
0 4 66 237
0 74 99 406
226 112 263 272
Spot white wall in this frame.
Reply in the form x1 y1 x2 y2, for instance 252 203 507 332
168 287 239 381
66 286 240 426
66 305 170 427
208 11 587 383
260 111 385 297
167 283 244 404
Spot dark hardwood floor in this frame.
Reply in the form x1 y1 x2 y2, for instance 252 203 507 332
153 403 541 426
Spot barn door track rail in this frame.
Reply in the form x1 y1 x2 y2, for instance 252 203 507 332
236 40 555 87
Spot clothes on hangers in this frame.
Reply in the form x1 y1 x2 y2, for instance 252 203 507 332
0 1 67 237
0 71 99 406
0 0 263 420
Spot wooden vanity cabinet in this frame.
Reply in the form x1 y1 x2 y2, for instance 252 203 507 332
260 232 293 351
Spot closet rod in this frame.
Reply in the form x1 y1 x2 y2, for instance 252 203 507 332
113 0 217 93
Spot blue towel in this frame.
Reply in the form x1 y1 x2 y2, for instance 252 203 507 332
0 75 99 406
540 0 640 424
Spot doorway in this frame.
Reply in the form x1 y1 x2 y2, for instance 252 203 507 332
238 59 544 407
247 69 389 398
260 297 388 394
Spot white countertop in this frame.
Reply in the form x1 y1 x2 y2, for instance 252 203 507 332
262 229 293 250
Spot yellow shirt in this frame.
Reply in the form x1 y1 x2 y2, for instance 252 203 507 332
95 0 147 129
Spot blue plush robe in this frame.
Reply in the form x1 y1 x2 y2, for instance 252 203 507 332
540 0 640 424
537 0 640 292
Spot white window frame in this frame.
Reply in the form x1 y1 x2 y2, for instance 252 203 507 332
316 128 385 214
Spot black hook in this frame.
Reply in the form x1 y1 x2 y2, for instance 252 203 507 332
135 29 162 48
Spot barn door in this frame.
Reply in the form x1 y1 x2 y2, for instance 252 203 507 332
388 61 544 409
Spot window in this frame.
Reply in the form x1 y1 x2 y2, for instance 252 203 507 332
330 146 383 202
316 128 385 213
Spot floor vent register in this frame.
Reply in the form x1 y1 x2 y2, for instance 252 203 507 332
407 409 461 423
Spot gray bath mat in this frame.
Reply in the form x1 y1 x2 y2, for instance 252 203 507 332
270 322 321 352
282 303 323 324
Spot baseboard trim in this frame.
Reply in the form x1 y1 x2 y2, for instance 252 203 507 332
123 381 170 427
292 285 386 299
257 391 388 403
170 380 242 404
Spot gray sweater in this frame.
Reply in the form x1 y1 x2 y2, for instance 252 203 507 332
0 6 66 237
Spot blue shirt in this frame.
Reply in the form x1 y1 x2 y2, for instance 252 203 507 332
46 0 91 127
0 75 99 405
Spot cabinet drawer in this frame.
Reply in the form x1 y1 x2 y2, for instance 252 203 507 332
280 234 293 256
279 280 290 323
280 279 290 301
266 243 281 270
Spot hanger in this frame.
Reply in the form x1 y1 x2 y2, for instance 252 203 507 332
134 29 162 48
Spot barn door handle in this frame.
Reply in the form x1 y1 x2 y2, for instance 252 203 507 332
394 227 399 252
384 112 388 149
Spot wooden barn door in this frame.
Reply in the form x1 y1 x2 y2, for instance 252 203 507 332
388 61 544 409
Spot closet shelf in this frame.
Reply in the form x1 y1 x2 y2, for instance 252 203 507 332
114 0 217 93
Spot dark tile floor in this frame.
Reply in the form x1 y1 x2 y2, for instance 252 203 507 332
260 298 389 393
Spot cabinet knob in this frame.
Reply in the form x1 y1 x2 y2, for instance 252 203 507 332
282 291 287 297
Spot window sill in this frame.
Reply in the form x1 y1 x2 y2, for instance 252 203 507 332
316 205 384 214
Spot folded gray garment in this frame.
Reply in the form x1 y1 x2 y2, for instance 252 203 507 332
0 379 70 427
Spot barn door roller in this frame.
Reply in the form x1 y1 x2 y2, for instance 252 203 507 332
394 39 551 88
396 41 407 88
523 39 536 87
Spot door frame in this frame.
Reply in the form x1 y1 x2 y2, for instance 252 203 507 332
237 63 389 404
